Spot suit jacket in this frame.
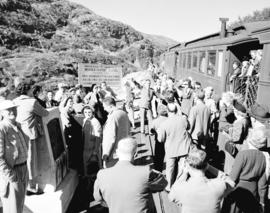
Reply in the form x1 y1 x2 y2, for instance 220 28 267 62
14 95 49 140
158 114 191 158
188 101 211 140
169 175 227 213
0 120 28 196
94 161 167 213
102 109 130 160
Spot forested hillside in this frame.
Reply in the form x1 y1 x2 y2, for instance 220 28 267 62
0 0 177 88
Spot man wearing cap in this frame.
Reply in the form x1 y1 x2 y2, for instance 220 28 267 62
188 89 211 149
158 103 192 190
0 100 29 213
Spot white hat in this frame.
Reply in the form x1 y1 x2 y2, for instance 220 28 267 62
0 100 18 111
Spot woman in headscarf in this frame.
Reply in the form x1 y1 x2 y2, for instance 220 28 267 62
224 100 251 174
222 127 268 213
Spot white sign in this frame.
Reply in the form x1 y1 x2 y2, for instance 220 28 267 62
78 64 122 92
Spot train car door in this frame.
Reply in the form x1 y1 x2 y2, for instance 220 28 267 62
226 40 263 103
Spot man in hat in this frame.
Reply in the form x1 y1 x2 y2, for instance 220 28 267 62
223 100 251 174
0 100 29 213
249 103 270 128
249 103 270 147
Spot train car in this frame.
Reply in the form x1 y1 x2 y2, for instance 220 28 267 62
163 19 270 108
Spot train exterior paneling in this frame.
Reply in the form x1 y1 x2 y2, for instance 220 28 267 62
174 46 227 96
178 68 222 95
163 21 270 108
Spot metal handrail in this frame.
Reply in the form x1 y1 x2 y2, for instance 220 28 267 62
236 76 259 109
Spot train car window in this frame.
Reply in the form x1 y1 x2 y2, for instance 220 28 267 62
178 53 182 68
187 52 192 69
183 53 187 68
199 51 206 73
207 50 216 76
192 52 198 69
217 50 223 77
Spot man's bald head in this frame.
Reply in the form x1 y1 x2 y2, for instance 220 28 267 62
167 103 177 114
116 137 137 161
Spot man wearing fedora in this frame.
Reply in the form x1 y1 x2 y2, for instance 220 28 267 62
249 103 270 146
249 103 270 128
0 100 29 213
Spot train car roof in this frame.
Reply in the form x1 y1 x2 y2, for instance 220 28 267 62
170 21 270 50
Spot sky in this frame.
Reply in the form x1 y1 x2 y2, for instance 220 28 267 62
71 0 270 42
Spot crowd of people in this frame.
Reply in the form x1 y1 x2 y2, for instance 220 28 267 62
229 49 263 94
94 71 270 213
0 68 270 213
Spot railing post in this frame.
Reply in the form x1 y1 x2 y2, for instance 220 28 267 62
244 76 250 108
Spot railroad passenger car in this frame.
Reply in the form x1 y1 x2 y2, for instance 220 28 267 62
163 19 270 108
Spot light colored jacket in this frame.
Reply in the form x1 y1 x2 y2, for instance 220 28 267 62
189 101 211 140
14 95 49 140
94 161 167 213
169 175 227 213
102 109 130 160
0 120 28 196
158 114 191 158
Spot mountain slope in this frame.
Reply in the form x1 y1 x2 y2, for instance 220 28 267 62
0 0 177 88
